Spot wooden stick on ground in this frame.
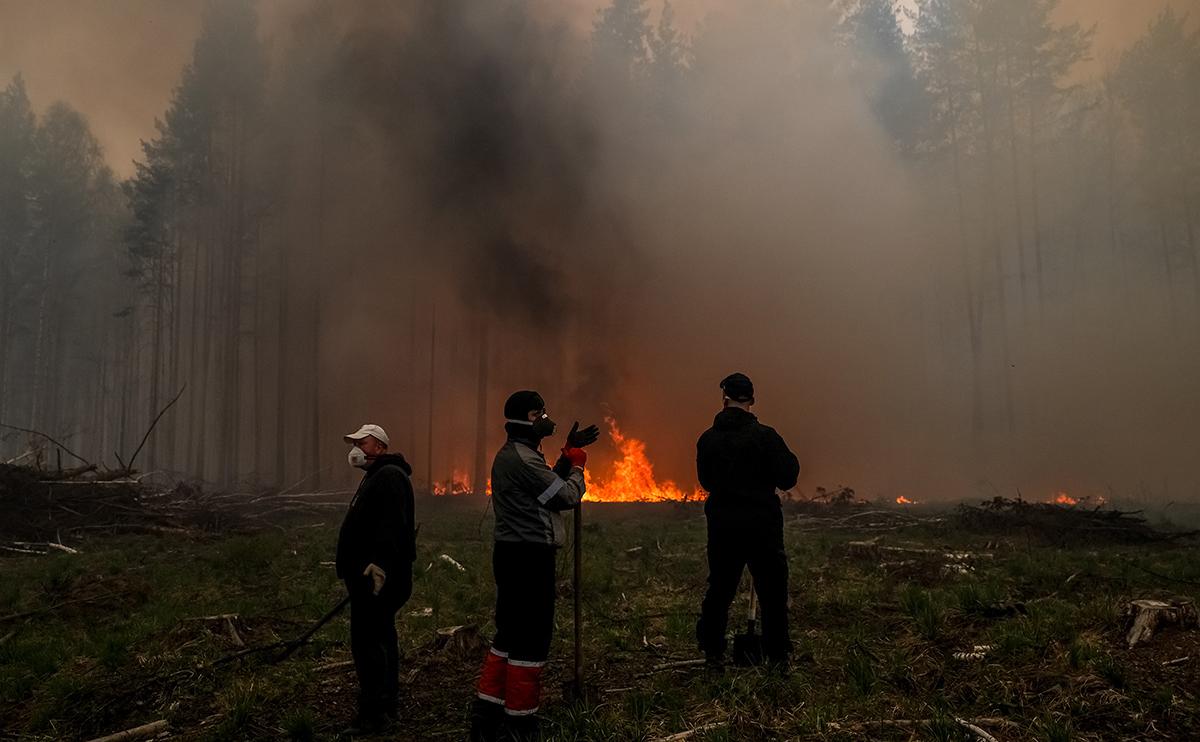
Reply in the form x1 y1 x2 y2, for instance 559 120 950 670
955 717 1002 742
83 719 169 742
637 658 708 677
652 722 727 741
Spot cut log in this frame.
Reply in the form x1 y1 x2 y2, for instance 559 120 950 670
1125 599 1198 648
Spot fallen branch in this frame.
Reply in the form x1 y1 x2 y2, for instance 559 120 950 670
315 659 354 672
828 718 1013 736
225 616 245 647
84 719 169 742
0 544 47 555
652 722 727 741
0 422 91 467
0 591 126 624
1124 560 1200 588
124 384 186 473
13 541 79 555
637 658 707 677
955 717 1001 742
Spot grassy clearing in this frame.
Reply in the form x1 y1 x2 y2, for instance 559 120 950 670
1 497 1198 740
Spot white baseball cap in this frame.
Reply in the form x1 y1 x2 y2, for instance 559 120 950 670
343 424 389 446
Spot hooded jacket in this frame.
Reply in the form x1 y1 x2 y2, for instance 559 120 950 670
696 407 800 516
336 453 416 581
491 433 585 546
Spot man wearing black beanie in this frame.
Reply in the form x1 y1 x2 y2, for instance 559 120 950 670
470 391 599 741
695 373 800 669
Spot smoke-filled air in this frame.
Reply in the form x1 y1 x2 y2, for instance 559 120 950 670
2 0 1199 500
7 3 1200 740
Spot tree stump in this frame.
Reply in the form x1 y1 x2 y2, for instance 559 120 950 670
429 624 485 657
1124 599 1198 648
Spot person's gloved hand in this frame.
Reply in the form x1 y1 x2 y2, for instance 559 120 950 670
561 446 587 469
363 563 387 596
566 422 600 448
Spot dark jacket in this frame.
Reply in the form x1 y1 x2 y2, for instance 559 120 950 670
696 407 800 516
492 433 584 547
336 453 416 581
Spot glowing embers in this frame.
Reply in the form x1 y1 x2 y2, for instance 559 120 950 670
895 495 917 505
584 417 702 503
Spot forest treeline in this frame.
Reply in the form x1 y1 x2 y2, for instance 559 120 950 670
0 0 1197 492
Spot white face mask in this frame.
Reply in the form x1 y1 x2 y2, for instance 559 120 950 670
348 447 369 469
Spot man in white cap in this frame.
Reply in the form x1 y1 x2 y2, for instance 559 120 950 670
336 424 416 734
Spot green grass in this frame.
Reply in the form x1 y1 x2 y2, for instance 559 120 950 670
0 497 1198 740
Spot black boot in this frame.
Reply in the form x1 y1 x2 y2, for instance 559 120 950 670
341 710 391 737
470 698 505 742
499 714 540 742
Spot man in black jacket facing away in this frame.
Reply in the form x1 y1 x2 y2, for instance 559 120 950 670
336 423 416 734
696 373 800 668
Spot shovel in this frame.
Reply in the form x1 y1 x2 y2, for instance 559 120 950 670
731 578 764 666
563 502 589 701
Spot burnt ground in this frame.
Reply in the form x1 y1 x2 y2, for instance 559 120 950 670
1 495 1199 740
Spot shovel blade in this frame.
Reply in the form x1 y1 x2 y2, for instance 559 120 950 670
732 625 765 667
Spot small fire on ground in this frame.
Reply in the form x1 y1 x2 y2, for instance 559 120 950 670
1047 491 1107 507
896 495 917 505
433 470 489 497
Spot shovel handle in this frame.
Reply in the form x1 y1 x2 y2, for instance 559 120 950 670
747 577 757 622
573 502 583 692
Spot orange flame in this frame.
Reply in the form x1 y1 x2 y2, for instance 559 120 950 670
1050 491 1078 506
585 417 703 502
433 469 475 496
896 495 917 505
1047 491 1108 507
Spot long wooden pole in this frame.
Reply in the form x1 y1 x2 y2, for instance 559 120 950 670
573 501 583 693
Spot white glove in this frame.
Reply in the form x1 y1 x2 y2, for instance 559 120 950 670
363 563 387 595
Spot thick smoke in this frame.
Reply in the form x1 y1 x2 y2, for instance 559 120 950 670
3 0 1198 500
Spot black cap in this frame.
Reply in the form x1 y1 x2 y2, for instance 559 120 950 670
720 373 754 403
504 390 545 420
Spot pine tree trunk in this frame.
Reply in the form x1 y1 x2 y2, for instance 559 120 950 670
473 318 489 495
148 247 165 472
1161 221 1179 334
307 132 326 491
186 233 203 474
252 224 263 485
426 302 437 493
950 105 985 439
972 39 1016 438
30 245 52 429
0 261 11 442
275 229 289 486
1004 55 1029 324
1104 94 1129 309
1026 86 1045 318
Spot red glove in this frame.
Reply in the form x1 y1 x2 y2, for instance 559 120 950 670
561 446 587 469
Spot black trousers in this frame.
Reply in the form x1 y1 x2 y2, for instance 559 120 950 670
697 512 791 661
492 541 557 663
346 568 412 717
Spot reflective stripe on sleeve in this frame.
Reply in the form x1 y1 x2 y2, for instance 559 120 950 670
537 478 565 504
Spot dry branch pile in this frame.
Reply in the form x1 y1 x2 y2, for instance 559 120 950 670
955 497 1198 545
0 463 349 551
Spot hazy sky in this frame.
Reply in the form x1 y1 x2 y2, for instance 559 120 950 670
1 0 1192 177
